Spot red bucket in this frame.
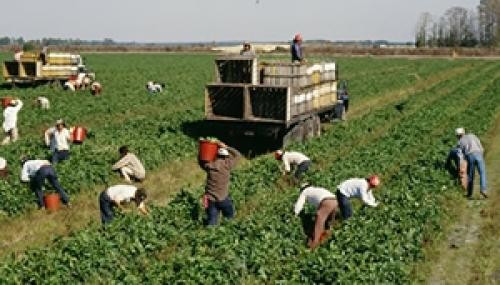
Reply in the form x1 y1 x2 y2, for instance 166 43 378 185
44 193 61 211
199 140 218 162
72 126 87 144
2 97 13 108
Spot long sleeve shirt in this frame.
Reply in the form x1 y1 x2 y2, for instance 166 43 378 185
2 100 23 132
45 127 71 151
291 43 303 62
21 160 50 182
282 151 310 173
458 134 484 156
338 178 378 207
201 147 240 201
294 186 336 215
112 153 146 180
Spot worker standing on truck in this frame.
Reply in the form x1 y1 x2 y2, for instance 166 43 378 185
336 175 381 220
14 48 23 62
40 46 48 65
99 184 149 225
455 128 488 199
199 141 240 226
445 146 468 190
294 183 338 249
44 119 73 164
2 99 23 145
112 146 146 183
275 150 312 180
291 34 305 63
240 42 255 56
20 156 71 209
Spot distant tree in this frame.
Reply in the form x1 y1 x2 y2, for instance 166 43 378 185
415 12 433 47
0 37 10 45
478 0 499 46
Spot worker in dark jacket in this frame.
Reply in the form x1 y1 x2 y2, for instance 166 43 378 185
291 34 305 63
199 141 241 225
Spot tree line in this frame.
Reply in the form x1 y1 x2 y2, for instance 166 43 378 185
415 0 499 47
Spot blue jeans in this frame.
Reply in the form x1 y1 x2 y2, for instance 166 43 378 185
99 191 114 224
31 165 70 208
295 160 311 179
336 189 352 220
206 196 235 225
467 152 487 196
51 150 70 164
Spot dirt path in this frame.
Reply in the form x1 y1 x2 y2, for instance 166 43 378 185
424 112 500 285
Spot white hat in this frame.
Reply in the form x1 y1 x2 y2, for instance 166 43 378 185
0 157 6 169
218 148 229 156
455 128 465 135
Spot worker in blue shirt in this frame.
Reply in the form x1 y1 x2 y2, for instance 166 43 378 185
291 34 305 63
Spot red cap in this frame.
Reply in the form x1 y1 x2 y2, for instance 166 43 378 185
294 34 303 41
368 175 380 188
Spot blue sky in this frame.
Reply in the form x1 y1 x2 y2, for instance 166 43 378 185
1 0 479 42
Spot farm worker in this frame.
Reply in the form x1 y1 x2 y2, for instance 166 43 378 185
456 128 488 199
240 42 255 56
14 48 23 62
40 46 48 65
338 80 349 120
291 33 305 63
63 80 76 91
99 184 149 225
199 141 241 226
0 157 7 178
2 99 23 145
294 184 338 249
274 150 311 179
112 146 146 183
44 119 73 164
146 81 165 93
445 146 468 190
20 156 71 209
36 96 50 109
90 81 102 95
335 175 381 220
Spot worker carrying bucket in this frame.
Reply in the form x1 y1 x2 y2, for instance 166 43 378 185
2 98 23 145
44 119 73 164
274 150 312 182
294 183 338 249
20 156 71 210
198 140 241 226
335 175 381 220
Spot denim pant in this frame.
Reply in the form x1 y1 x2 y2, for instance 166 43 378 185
99 191 114 224
336 189 352 220
51 150 70 164
295 160 311 179
206 196 235 225
467 152 487 196
31 165 70 208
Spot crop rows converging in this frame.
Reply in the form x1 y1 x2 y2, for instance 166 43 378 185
0 55 497 284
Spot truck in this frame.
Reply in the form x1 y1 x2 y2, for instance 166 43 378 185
204 55 341 147
2 51 89 85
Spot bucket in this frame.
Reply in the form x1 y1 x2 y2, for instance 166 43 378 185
199 140 218 162
44 193 61 211
72 126 87 144
2 97 13 108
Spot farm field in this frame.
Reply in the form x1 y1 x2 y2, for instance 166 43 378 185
0 53 499 284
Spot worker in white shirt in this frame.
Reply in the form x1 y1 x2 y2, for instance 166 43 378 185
14 48 23 62
20 157 70 209
36 97 50 109
146 81 165 94
2 99 23 145
336 175 381 220
90 81 102 96
112 146 146 183
275 150 312 179
44 119 73 163
99 184 149 224
63 80 76 91
294 184 338 249
0 157 7 178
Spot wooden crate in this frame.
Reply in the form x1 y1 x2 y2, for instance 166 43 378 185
2 61 20 78
215 56 258 84
249 86 288 121
205 84 246 119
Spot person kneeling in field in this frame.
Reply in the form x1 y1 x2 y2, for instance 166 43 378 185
336 175 381 220
275 150 311 180
199 141 240 226
294 183 338 249
20 156 71 209
99 184 149 225
112 146 146 183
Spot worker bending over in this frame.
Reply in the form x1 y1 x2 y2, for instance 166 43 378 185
112 146 146 183
275 150 311 180
199 141 240 226
20 157 71 209
294 184 338 249
146 81 165 94
45 119 72 164
90 81 102 95
456 128 488 199
99 184 149 225
2 99 23 145
36 97 50 109
446 146 467 190
336 175 380 220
